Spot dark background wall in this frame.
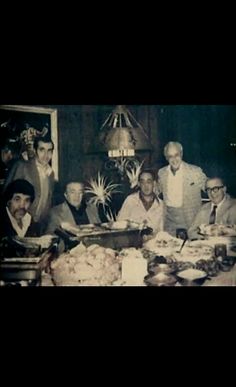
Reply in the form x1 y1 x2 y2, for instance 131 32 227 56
43 105 236 200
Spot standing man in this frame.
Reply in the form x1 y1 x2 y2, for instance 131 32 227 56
4 137 55 232
158 141 207 236
188 177 236 240
117 169 164 233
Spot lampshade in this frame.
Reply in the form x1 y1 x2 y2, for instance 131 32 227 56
99 105 152 154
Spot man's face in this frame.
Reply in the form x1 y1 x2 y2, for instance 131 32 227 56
8 193 31 221
139 173 155 197
64 183 84 209
206 178 226 205
35 141 53 166
166 145 182 171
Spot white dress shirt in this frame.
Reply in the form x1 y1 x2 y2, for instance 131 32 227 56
117 192 164 233
166 163 183 207
6 207 32 237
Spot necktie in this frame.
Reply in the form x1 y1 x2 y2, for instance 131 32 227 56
209 205 217 224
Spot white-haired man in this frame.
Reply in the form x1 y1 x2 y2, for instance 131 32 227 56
158 141 207 236
45 181 101 235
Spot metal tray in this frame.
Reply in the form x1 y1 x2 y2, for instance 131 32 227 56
0 244 57 282
55 226 152 250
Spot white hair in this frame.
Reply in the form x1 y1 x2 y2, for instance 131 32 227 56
164 141 183 159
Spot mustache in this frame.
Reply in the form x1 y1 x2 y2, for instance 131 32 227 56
14 209 27 216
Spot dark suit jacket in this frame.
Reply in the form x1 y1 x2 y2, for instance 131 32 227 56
45 201 101 235
4 158 55 223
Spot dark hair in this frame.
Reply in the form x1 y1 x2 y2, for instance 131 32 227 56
1 138 21 157
4 179 35 204
33 136 54 151
205 176 226 188
138 168 156 182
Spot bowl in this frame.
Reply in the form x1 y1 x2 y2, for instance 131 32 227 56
148 263 177 275
176 269 208 286
144 273 177 286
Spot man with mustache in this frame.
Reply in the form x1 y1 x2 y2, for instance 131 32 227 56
0 179 37 239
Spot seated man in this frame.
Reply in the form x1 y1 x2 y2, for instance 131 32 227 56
117 169 164 233
188 177 236 240
0 179 38 239
45 181 101 235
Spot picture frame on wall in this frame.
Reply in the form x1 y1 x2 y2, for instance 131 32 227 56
0 105 59 181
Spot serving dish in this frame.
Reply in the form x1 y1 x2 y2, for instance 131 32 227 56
176 268 208 286
144 272 177 286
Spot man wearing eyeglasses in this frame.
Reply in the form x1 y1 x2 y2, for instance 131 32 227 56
158 141 207 236
188 177 236 240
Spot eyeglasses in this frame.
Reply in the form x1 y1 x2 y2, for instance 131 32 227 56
206 185 224 194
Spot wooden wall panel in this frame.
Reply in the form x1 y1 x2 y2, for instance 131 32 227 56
42 105 236 198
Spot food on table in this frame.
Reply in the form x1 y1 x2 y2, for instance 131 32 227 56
174 261 195 271
143 231 182 255
149 255 167 264
142 249 154 260
60 222 101 236
177 268 207 281
172 244 214 263
143 231 214 264
14 235 55 249
195 259 220 276
199 224 236 237
109 220 129 230
51 243 121 286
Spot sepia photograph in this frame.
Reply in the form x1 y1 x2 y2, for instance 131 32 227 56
0 104 236 287
0 105 58 184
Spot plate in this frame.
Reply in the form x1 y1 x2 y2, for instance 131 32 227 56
199 224 236 237
14 236 56 249
176 269 207 281
172 244 214 263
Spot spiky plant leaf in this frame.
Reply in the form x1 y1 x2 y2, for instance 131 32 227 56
126 160 144 188
85 172 121 209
